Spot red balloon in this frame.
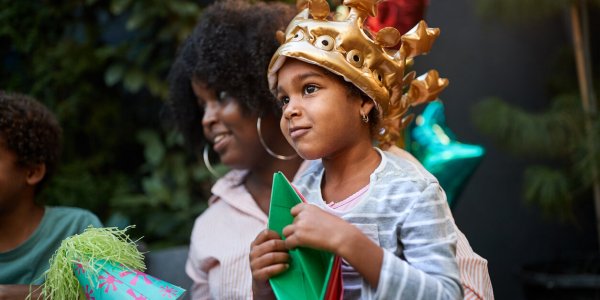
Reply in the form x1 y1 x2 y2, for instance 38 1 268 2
366 0 429 36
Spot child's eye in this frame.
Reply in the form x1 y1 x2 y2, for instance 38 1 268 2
303 84 319 95
278 96 290 107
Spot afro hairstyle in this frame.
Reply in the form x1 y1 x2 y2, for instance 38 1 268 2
167 0 295 152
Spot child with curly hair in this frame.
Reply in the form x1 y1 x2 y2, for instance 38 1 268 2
249 1 489 299
0 91 102 299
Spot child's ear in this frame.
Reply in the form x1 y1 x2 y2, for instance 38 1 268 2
360 98 375 116
26 163 46 186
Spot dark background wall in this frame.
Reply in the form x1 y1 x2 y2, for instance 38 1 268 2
419 1 598 299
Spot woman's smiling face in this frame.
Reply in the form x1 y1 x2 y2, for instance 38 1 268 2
276 59 373 160
193 79 264 169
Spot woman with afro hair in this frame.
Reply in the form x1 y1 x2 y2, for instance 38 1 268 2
166 0 301 298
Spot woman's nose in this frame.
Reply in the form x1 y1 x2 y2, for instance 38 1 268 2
201 101 220 128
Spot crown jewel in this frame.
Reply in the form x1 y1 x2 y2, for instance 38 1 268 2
268 0 449 148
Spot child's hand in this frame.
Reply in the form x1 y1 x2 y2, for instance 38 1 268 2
282 203 349 253
249 229 289 297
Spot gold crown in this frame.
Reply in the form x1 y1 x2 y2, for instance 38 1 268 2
268 0 449 148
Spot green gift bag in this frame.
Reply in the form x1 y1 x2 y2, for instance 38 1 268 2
267 172 342 300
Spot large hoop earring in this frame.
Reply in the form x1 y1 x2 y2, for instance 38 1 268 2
203 145 219 177
257 117 298 160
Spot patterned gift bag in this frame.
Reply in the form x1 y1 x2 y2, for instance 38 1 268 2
73 260 185 300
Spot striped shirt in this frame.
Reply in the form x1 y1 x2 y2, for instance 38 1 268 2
186 169 266 299
293 148 463 299
386 146 494 299
456 229 494 299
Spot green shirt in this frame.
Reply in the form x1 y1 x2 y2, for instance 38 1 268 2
0 206 102 284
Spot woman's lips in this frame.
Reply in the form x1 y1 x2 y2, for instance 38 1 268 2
212 133 230 152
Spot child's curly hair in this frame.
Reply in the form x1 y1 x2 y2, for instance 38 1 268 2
0 90 62 193
167 0 295 152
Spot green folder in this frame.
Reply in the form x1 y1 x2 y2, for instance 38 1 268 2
268 172 337 300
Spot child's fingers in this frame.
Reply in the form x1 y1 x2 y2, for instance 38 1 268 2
250 250 289 270
250 231 287 262
249 245 290 281
282 224 294 238
251 229 282 247
283 233 300 250
282 224 304 249
290 202 306 216
251 261 290 282
249 230 290 281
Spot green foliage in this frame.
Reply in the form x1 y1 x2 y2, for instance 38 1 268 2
109 129 214 247
472 93 598 221
523 166 574 221
472 95 582 159
471 0 600 222
0 0 224 248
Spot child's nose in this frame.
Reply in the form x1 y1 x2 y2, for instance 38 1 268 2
282 98 300 119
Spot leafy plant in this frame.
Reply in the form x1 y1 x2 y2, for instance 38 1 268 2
0 0 209 248
472 0 599 244
1 0 301 248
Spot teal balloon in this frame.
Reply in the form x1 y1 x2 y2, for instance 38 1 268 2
407 100 485 208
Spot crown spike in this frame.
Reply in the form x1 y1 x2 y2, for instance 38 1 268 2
375 27 401 48
400 20 440 59
343 0 381 18
406 70 449 105
308 0 330 20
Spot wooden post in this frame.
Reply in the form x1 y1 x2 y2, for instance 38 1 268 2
570 0 600 251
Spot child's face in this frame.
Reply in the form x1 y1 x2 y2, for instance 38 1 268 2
192 79 270 170
276 59 372 160
0 140 29 212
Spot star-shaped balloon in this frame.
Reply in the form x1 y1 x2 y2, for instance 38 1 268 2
406 100 485 208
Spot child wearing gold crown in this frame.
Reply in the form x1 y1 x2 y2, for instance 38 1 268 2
249 0 472 299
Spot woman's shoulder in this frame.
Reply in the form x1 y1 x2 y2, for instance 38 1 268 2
376 149 440 191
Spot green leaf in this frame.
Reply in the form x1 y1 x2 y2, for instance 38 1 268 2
523 166 574 222
123 69 144 92
137 130 166 166
471 96 582 158
105 64 124 86
167 2 201 16
110 0 132 15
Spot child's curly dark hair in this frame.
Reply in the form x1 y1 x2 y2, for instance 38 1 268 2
0 90 62 193
167 0 295 152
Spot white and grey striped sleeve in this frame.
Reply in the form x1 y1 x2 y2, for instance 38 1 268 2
368 183 463 300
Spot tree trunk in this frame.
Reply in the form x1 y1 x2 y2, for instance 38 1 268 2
570 0 600 252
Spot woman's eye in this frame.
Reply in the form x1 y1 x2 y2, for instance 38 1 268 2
196 98 207 109
218 91 231 101
303 85 318 95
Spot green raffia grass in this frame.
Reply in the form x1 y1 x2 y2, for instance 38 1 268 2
34 226 145 300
